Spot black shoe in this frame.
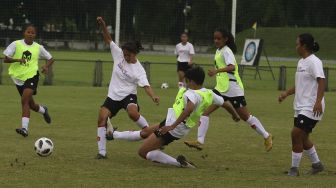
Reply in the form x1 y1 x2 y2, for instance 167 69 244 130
176 155 196 168
15 128 28 137
42 106 51 124
106 127 117 141
95 153 107 159
307 162 324 175
287 167 299 176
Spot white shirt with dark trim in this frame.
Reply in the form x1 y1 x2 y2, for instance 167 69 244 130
108 41 149 101
218 46 244 97
174 42 195 62
294 54 325 120
3 40 52 85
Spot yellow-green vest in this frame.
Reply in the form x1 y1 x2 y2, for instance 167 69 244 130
173 88 213 128
214 46 244 93
8 40 40 81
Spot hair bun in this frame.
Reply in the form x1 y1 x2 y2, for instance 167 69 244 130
135 41 144 51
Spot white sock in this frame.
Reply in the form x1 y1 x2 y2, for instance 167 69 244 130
136 115 148 129
292 151 303 168
38 105 46 114
146 150 180 167
246 115 269 139
113 130 142 141
22 117 29 130
197 116 209 144
178 82 185 89
97 127 107 156
305 146 320 164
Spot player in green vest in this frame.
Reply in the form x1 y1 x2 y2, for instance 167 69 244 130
3 24 54 137
184 28 273 152
137 66 226 168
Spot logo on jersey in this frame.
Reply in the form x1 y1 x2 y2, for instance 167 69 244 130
117 61 132 78
22 50 32 62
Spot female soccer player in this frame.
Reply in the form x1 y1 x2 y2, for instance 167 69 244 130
138 66 225 168
95 17 159 159
3 24 53 137
175 32 195 88
279 33 325 176
184 28 273 151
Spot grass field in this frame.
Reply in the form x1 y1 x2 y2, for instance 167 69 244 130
0 51 336 187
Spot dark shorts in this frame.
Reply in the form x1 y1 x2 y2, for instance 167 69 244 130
212 89 247 108
101 94 139 117
177 61 191 73
294 114 318 133
16 72 39 96
155 118 179 145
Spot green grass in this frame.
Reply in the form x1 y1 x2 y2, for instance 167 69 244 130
0 50 335 187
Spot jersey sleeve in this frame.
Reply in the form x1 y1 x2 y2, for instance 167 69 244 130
211 91 224 106
222 49 235 66
3 41 16 58
39 45 52 60
184 90 199 106
189 44 195 55
309 60 325 79
110 41 123 61
174 44 178 55
137 65 150 87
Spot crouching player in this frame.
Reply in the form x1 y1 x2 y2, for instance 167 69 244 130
137 66 225 168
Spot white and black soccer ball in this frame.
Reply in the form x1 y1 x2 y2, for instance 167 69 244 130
34 137 54 157
161 82 169 89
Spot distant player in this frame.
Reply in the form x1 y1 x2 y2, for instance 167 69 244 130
184 28 273 151
95 17 159 159
137 66 226 168
279 33 325 176
175 32 195 88
2 24 53 137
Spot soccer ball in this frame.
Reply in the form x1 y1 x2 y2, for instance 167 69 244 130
161 82 169 89
34 137 54 157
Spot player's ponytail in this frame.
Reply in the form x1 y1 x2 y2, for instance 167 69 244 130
122 40 144 54
298 33 319 53
215 28 237 54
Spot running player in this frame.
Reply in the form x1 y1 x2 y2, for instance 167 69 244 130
175 32 195 88
3 24 53 137
279 33 325 176
184 28 273 151
95 17 159 159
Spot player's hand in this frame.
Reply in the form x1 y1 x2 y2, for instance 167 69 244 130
152 96 160 105
313 101 323 117
208 69 218 77
19 58 26 65
97 17 106 27
157 126 174 135
278 92 287 103
41 65 49 74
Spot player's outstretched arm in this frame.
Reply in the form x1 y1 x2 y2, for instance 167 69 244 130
278 86 295 103
97 17 112 44
144 86 160 105
4 56 26 64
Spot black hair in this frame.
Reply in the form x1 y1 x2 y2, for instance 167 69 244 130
121 41 143 54
214 28 237 54
23 24 36 33
298 33 319 53
185 65 205 85
180 32 188 37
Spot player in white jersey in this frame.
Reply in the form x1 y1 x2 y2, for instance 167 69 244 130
279 33 325 176
174 32 195 88
95 17 159 159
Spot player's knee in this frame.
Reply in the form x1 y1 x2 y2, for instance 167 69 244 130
140 128 150 139
128 110 140 121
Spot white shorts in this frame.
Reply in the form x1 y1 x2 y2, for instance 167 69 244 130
165 108 190 138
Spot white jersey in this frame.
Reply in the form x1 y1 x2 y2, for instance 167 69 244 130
294 54 325 120
174 42 195 62
166 88 224 138
3 40 52 85
108 41 149 101
218 46 244 97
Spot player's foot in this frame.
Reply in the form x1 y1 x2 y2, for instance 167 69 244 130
184 140 203 151
42 106 51 124
264 134 273 152
287 167 299 176
15 128 28 137
95 153 107 159
177 155 196 168
307 162 324 175
232 115 240 122
106 127 117 141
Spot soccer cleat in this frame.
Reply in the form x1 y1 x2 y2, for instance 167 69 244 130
307 162 324 175
287 167 299 176
184 140 203 151
15 128 28 137
42 106 51 124
264 134 273 152
106 127 117 141
177 155 196 168
95 153 107 159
